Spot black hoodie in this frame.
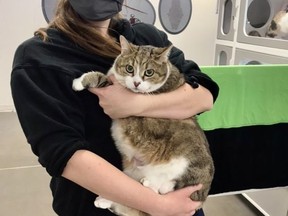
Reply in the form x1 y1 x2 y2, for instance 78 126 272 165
11 19 219 216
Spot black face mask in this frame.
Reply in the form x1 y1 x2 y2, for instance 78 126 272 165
69 0 124 21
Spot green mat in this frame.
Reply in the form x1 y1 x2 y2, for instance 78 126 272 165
198 65 288 130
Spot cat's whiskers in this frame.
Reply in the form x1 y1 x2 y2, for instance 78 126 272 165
146 92 155 97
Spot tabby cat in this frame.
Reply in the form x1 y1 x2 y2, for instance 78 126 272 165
266 3 288 39
72 36 214 216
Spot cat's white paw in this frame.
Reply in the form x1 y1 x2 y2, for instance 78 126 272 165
159 181 176 194
72 75 85 91
94 196 113 209
140 178 158 193
140 178 150 187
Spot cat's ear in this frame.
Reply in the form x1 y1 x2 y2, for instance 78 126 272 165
119 35 132 55
157 45 173 62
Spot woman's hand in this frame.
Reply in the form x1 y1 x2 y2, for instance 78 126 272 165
150 184 203 216
89 75 141 119
63 150 203 216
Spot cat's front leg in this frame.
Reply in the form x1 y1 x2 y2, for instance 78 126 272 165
72 71 110 91
94 196 146 216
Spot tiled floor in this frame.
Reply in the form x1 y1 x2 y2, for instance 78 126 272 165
0 112 266 216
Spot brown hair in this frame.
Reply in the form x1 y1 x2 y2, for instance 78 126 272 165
35 0 121 58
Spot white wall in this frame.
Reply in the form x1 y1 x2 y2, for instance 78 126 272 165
0 0 47 112
0 0 218 111
151 0 218 65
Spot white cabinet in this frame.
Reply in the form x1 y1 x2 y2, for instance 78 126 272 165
214 44 233 65
215 0 288 65
237 0 288 50
217 0 237 41
234 48 288 64
215 1 288 215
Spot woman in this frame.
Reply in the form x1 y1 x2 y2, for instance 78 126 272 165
11 0 219 215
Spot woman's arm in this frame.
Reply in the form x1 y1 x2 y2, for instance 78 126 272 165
135 83 213 119
89 75 213 119
62 149 202 216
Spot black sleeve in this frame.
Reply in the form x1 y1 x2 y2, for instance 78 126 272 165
11 66 88 177
129 22 219 102
169 46 219 102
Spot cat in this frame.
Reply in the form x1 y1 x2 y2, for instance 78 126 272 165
72 35 214 216
266 3 288 39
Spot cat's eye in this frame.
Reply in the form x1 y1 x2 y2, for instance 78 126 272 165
126 65 134 74
145 69 155 77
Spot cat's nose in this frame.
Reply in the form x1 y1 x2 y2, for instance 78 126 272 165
133 81 141 87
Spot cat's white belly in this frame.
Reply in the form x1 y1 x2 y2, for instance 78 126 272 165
125 157 189 194
111 121 189 194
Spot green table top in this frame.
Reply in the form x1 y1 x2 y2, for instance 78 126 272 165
198 65 288 130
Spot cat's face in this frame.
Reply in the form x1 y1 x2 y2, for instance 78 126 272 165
112 36 172 93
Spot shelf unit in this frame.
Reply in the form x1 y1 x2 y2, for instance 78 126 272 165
215 1 288 215
215 0 288 65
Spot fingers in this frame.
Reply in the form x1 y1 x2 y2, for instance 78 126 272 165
88 87 101 95
169 184 203 198
185 184 203 195
107 74 117 84
186 184 203 213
